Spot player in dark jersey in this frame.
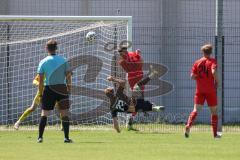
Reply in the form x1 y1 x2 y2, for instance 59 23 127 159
105 68 165 133
185 43 220 138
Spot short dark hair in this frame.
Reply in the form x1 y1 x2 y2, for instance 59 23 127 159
118 46 127 53
46 39 58 52
201 43 213 55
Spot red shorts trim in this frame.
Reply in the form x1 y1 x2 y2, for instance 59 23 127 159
194 92 217 106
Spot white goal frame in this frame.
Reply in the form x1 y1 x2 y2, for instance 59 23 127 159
0 15 133 50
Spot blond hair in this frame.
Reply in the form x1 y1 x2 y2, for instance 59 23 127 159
201 43 213 55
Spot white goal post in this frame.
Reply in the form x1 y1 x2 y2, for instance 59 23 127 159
0 15 132 47
0 15 132 129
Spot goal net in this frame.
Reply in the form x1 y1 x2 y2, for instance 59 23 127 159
0 16 132 130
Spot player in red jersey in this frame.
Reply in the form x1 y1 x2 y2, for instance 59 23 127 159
185 43 221 138
118 47 144 90
118 46 144 130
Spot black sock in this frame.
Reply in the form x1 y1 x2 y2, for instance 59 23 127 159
62 116 70 139
137 77 151 87
38 116 47 139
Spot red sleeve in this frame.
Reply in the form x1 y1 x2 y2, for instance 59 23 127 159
191 62 198 75
135 53 140 59
119 59 131 72
135 53 142 61
211 60 217 70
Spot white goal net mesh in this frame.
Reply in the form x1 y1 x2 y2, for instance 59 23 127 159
0 17 129 129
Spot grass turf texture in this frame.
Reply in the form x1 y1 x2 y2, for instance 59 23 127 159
0 130 240 160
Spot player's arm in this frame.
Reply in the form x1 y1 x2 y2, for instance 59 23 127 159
212 69 219 88
112 117 121 133
212 62 219 88
38 73 44 97
66 72 72 93
136 49 144 66
65 60 72 93
33 75 40 86
140 58 144 66
118 58 131 73
107 76 126 87
37 61 45 97
191 63 198 80
191 73 197 80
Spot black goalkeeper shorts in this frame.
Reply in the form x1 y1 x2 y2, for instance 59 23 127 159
135 99 153 112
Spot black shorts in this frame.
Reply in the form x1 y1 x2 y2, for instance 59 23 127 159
41 84 70 110
135 99 152 112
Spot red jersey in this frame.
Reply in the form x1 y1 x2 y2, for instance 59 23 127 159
191 57 217 93
119 51 143 89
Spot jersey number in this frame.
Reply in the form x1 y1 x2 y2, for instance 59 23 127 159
115 100 126 111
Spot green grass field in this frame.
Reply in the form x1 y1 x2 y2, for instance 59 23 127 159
0 129 240 160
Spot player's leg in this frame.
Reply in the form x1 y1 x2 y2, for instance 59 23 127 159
130 66 161 126
206 92 219 138
133 65 160 92
148 65 161 79
38 109 51 143
132 65 160 98
112 117 121 133
55 102 63 131
185 92 204 138
127 73 151 130
126 114 134 130
130 77 145 125
135 99 165 112
185 104 203 138
127 64 160 130
58 108 72 143
56 85 72 143
38 86 55 143
152 104 165 112
124 82 135 130
14 90 41 130
209 106 219 138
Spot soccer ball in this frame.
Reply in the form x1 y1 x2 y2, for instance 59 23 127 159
86 31 96 42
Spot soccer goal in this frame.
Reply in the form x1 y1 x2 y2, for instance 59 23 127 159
0 15 132 130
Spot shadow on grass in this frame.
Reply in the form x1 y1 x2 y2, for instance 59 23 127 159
134 131 176 135
127 128 140 132
124 127 176 134
79 141 107 144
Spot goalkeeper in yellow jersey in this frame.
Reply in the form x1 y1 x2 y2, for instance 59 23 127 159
14 75 61 129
